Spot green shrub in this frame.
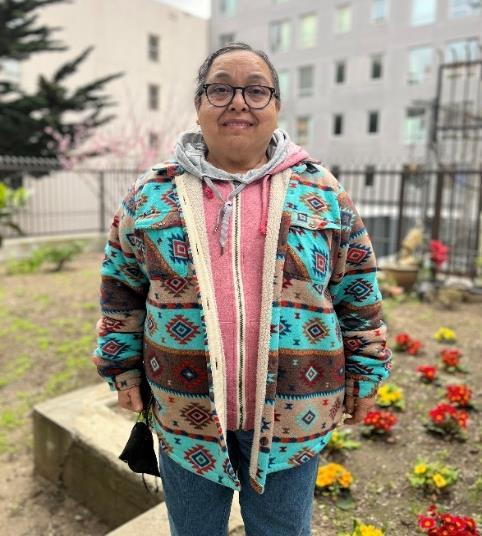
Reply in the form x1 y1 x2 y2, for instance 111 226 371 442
6 241 85 275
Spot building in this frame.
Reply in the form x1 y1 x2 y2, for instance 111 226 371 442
211 0 482 168
0 0 208 237
13 0 209 165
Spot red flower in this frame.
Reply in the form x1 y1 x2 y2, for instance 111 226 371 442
446 385 472 407
408 340 423 355
419 516 437 530
430 240 449 267
363 410 397 432
417 365 438 382
395 332 411 350
440 348 462 369
429 403 469 430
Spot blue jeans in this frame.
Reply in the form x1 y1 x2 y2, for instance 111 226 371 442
158 429 320 536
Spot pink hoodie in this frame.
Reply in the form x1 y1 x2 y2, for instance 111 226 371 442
202 143 308 431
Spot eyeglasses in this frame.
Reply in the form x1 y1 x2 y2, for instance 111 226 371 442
202 83 278 109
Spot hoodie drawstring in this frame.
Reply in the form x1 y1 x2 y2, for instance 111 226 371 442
259 174 271 237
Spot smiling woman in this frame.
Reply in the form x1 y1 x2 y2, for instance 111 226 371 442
93 42 392 536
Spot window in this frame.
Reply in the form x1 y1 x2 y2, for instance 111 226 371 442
371 0 389 22
445 38 479 62
448 0 481 18
333 114 344 136
148 34 159 62
299 13 317 48
334 5 352 34
335 61 346 84
270 20 292 53
368 111 379 134
278 70 290 99
148 84 160 110
149 132 159 149
404 108 426 144
365 165 376 186
220 0 237 16
296 116 313 146
298 65 314 96
371 54 383 79
219 33 235 47
410 0 436 26
408 46 433 83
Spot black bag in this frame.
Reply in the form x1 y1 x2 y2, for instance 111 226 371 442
118 377 161 478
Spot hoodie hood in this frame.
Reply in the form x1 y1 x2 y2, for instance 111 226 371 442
174 128 309 253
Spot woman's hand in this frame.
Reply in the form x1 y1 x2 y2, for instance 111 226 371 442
117 386 144 412
342 395 376 425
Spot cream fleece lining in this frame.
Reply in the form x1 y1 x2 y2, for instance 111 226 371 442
174 174 228 435
249 168 292 483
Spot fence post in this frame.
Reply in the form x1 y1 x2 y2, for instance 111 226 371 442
396 168 407 255
473 170 482 278
99 171 106 233
431 170 444 241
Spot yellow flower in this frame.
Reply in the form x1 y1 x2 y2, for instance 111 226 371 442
358 525 384 536
434 327 456 342
414 463 428 475
338 470 353 488
432 473 447 488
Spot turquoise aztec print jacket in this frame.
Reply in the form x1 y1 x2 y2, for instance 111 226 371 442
94 160 392 494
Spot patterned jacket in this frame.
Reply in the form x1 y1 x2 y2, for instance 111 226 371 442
93 160 392 494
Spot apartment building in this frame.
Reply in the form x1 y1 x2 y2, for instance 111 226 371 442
211 0 482 168
8 0 208 163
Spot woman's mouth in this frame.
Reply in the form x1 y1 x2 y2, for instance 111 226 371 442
222 121 253 129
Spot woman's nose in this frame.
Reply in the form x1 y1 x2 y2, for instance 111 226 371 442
229 88 248 111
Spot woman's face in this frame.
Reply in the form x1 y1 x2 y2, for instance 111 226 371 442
196 51 280 163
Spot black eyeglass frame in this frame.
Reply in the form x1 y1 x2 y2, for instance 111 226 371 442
202 83 279 109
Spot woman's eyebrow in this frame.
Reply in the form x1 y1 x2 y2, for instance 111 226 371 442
209 71 270 84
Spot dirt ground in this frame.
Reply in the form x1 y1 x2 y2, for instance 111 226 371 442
0 251 481 535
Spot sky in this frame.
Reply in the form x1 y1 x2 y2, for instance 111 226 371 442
156 0 211 19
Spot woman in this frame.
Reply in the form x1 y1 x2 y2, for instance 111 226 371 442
94 43 392 536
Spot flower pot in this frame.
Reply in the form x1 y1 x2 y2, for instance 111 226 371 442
382 266 419 292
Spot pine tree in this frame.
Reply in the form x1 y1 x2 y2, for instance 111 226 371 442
0 0 123 163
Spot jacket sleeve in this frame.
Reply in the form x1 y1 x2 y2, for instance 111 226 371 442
92 181 149 391
328 182 392 399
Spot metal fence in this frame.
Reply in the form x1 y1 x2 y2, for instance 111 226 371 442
1 157 481 277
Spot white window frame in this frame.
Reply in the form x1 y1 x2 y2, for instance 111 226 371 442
298 65 314 97
410 0 437 27
403 108 427 145
333 113 344 136
448 0 481 18
148 34 159 62
269 20 292 53
408 46 433 84
335 60 346 84
299 13 317 48
445 38 480 62
368 110 380 134
296 115 314 146
220 0 237 17
334 5 352 34
148 84 160 111
371 0 390 23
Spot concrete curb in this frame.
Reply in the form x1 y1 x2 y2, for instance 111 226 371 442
33 383 245 534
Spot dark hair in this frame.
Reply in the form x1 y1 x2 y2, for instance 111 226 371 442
194 42 281 107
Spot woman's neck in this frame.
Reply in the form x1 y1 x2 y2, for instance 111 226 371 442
206 151 268 175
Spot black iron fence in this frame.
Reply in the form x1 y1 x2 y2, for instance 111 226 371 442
1 157 481 277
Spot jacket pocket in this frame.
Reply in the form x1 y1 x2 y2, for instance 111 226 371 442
283 211 341 285
134 210 192 280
